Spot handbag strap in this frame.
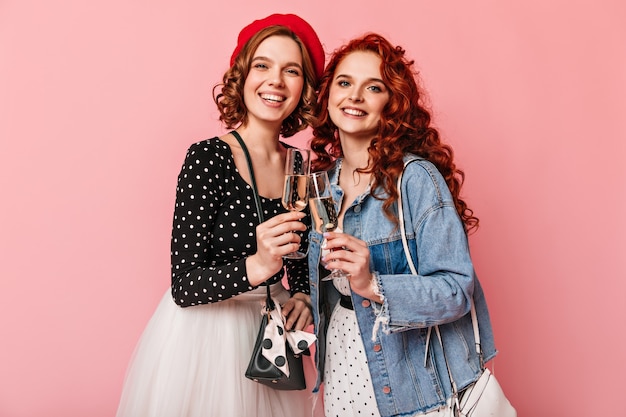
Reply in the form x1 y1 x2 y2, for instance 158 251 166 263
231 131 264 222
230 131 272 304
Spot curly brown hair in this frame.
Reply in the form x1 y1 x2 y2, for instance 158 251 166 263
311 33 478 233
213 26 319 137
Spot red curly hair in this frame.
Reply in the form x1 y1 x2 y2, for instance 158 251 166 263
311 33 478 233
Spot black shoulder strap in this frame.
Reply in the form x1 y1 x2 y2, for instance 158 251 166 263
231 131 264 223
230 131 273 298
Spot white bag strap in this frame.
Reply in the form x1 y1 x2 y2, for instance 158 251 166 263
397 160 416 274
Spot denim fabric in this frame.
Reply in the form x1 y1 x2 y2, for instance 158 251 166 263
309 156 497 417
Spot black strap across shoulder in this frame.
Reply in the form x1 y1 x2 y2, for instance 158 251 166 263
231 131 264 223
230 131 273 299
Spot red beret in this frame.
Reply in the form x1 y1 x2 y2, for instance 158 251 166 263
230 13 325 80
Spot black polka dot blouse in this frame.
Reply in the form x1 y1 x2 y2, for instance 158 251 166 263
170 138 310 307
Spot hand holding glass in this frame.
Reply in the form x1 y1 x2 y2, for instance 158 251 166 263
309 171 348 280
281 148 310 259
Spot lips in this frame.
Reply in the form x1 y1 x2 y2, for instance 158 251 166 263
260 93 286 103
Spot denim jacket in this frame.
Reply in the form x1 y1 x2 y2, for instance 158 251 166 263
309 156 497 416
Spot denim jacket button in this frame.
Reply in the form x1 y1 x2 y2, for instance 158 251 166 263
382 386 391 394
373 344 382 352
353 205 361 213
361 299 371 308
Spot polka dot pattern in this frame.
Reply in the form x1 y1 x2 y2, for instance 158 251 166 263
324 277 380 416
170 138 310 307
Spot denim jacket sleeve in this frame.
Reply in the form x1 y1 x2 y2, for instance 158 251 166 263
376 159 474 332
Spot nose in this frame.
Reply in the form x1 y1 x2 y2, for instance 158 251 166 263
349 88 363 102
268 68 285 87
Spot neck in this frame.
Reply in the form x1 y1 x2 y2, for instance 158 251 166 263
339 135 371 172
339 155 372 191
236 123 283 155
337 133 374 189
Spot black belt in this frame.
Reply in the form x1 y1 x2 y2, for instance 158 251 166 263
339 294 353 310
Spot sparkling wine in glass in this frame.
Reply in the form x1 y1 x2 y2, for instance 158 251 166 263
309 171 348 280
281 148 310 259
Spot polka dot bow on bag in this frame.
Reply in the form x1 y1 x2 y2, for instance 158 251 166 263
262 299 316 376
245 294 316 390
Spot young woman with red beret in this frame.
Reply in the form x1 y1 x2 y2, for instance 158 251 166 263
116 14 325 417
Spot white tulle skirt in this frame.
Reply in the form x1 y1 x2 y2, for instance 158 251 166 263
116 283 318 417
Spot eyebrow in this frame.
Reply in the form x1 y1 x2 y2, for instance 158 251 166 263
335 73 385 84
251 56 303 70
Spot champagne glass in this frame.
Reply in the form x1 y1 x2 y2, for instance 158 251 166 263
281 148 310 259
309 171 348 280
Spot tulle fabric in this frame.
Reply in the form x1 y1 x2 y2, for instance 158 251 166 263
116 283 317 417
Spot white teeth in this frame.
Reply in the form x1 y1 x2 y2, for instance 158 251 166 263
343 108 365 116
260 94 285 102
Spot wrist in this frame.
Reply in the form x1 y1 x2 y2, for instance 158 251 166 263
245 255 280 286
291 292 312 309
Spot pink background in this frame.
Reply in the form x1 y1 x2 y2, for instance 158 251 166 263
1 0 625 416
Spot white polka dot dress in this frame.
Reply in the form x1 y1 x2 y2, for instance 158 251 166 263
324 277 380 417
116 138 314 417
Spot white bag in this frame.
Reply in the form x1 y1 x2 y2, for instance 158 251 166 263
457 368 516 417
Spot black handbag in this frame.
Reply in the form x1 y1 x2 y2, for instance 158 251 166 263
231 131 307 390
244 293 307 390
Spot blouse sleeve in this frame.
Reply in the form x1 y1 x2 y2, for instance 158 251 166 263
170 141 255 307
